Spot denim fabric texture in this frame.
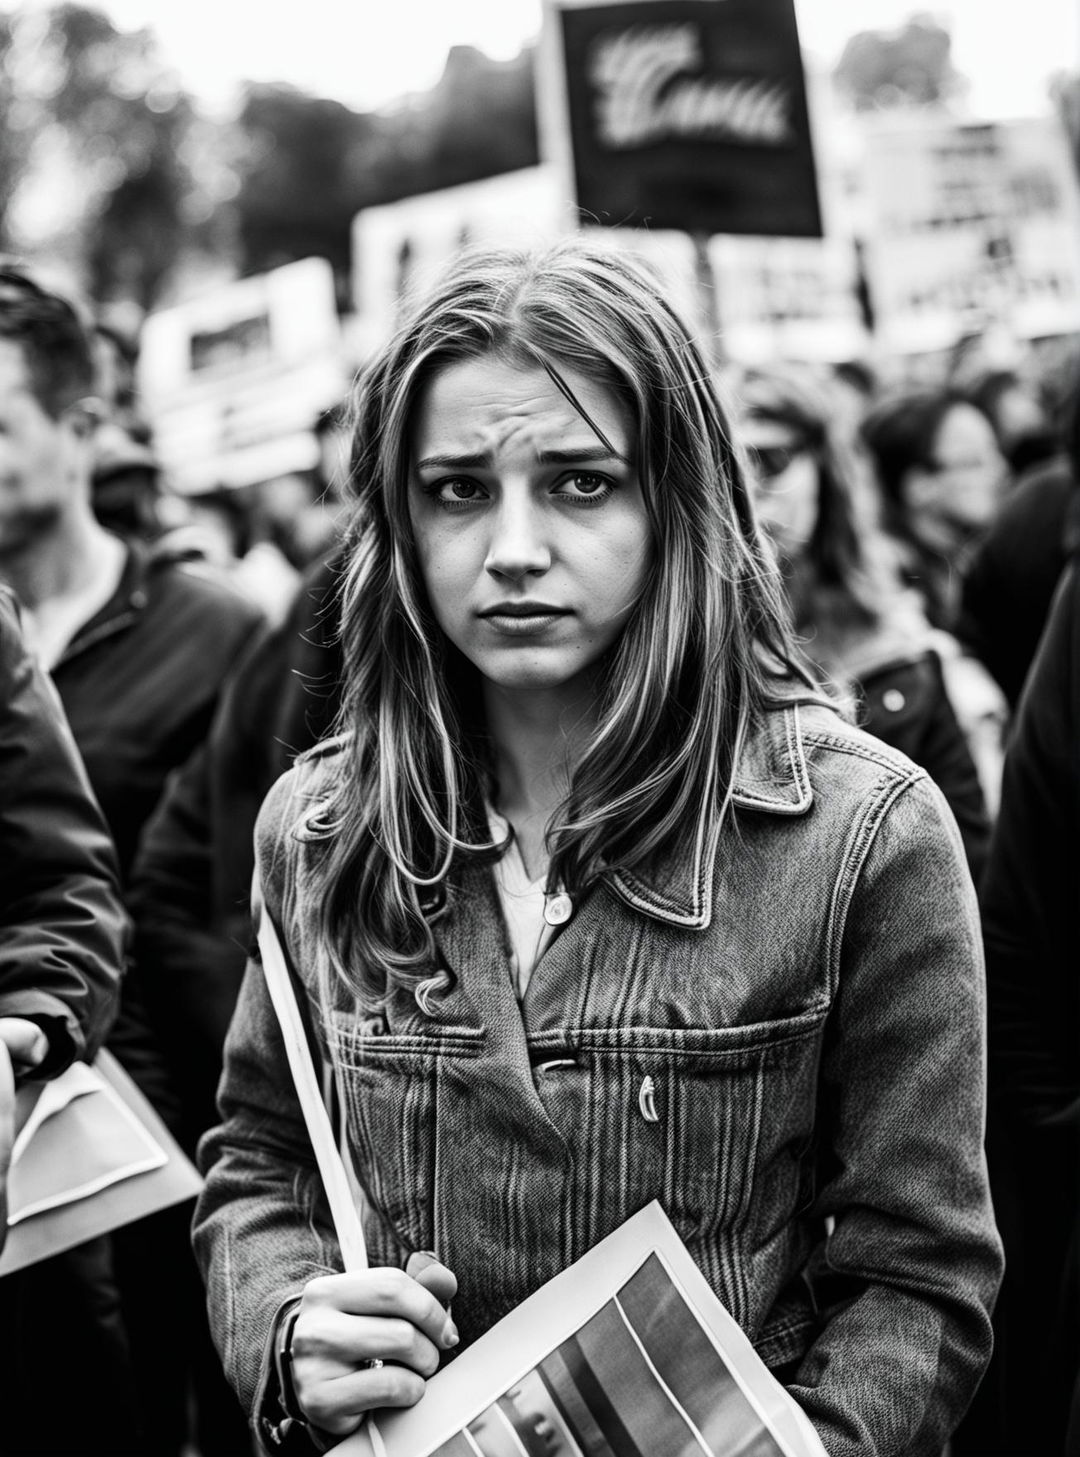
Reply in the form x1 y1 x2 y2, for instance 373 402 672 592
193 700 1003 1457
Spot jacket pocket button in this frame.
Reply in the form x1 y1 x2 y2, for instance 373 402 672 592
638 1074 659 1123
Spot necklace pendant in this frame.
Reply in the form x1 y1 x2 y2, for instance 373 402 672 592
543 892 573 926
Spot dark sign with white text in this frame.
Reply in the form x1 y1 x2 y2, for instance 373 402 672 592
555 0 822 236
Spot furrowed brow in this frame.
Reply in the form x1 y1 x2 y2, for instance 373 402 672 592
534 446 632 467
415 445 632 471
414 451 490 471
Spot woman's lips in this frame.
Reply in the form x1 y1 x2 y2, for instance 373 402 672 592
478 608 570 636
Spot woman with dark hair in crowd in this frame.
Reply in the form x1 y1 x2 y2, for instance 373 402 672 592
859 387 1007 629
861 387 1009 812
194 241 1001 1457
736 364 989 876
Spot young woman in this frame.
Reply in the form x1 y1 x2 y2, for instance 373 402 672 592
193 242 1002 1457
734 363 990 877
860 388 1010 814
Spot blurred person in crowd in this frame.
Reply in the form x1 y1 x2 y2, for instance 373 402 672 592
829 357 880 431
129 551 342 1155
860 387 1010 813
961 364 1059 478
952 558 1080 1457
195 241 1000 1457
91 318 145 442
0 262 262 1456
859 387 1009 629
737 364 989 877
181 482 255 569
90 419 166 542
256 469 340 568
960 358 1080 707
174 479 301 627
0 584 129 1453
124 420 351 1149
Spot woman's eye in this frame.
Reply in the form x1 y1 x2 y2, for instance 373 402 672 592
554 472 612 502
428 478 486 505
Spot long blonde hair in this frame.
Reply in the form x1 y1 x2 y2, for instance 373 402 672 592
313 240 811 1009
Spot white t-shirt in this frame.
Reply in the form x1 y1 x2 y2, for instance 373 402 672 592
487 808 555 998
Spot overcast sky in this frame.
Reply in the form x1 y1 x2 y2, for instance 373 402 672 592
31 0 1080 118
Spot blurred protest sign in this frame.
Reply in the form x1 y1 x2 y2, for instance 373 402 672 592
138 258 347 494
350 162 865 366
538 0 822 238
352 168 572 354
859 115 1080 354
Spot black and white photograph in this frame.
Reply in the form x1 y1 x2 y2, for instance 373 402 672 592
427 1253 786 1457
1 0 1077 1454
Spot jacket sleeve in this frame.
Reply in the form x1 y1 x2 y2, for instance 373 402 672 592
0 590 126 1075
860 651 990 882
128 619 299 1151
787 771 1003 1457
981 563 1079 1126
191 769 342 1451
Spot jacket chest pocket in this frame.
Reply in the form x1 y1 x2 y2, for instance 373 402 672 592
532 1010 825 1324
326 1015 485 1257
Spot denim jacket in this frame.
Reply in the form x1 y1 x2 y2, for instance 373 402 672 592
193 699 1002 1457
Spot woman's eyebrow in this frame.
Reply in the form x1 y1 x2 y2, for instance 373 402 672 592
414 445 632 471
414 451 489 471
534 446 633 467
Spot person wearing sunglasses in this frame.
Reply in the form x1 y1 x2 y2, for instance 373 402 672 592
737 363 990 879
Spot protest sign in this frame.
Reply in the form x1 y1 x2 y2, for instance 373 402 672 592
539 0 822 238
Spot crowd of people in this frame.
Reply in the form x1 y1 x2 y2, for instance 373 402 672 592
0 241 1076 1457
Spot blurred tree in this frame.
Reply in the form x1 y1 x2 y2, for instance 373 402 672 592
833 14 964 111
1050 71 1080 181
230 84 371 304
230 46 538 299
0 13 29 229
0 3 198 308
363 46 539 206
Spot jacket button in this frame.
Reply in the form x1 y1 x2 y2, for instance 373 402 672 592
543 893 573 926
882 688 906 712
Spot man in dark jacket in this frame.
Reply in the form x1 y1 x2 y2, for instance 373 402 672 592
960 375 1080 708
129 551 342 1153
0 584 126 1210
0 586 124 1081
0 263 263 1454
0 585 129 1450
952 561 1080 1456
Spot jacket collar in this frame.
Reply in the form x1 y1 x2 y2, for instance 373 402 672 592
610 701 814 930
56 539 148 669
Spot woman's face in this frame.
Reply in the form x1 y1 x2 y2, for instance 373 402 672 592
408 353 652 697
742 415 819 562
908 403 1008 541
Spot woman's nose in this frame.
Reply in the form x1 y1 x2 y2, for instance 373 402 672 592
484 497 551 581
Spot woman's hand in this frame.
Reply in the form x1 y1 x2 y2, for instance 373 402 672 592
290 1252 459 1438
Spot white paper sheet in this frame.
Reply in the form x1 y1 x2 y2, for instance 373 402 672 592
336 1202 828 1457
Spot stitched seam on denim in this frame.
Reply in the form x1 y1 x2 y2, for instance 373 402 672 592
825 770 921 1000
801 727 931 780
550 1015 828 1053
222 1220 237 1384
328 1030 484 1055
756 1317 816 1365
733 1057 765 1320
610 887 706 926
